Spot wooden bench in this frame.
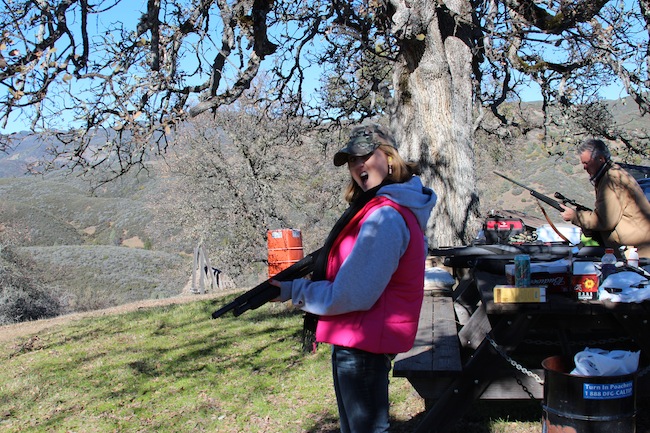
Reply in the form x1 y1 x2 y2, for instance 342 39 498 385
394 288 462 403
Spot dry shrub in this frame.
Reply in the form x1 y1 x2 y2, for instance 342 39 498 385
0 246 61 324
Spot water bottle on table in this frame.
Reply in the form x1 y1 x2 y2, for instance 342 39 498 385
601 248 617 280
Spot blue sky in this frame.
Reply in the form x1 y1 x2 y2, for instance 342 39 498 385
1 2 145 134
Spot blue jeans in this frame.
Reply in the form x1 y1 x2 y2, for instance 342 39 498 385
331 345 393 433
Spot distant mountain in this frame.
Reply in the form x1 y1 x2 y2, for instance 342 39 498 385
0 129 130 178
0 132 52 177
2 97 646 178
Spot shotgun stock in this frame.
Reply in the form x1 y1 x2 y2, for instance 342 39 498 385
211 248 322 319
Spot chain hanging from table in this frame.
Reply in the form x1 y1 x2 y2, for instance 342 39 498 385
486 333 543 400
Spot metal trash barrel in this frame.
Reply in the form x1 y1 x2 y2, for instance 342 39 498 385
542 355 637 433
267 229 304 278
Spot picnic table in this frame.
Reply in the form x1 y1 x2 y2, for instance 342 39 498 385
394 245 650 433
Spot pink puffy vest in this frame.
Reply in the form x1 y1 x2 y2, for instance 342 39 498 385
315 196 426 354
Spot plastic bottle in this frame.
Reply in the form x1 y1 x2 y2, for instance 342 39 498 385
627 247 639 268
601 248 617 280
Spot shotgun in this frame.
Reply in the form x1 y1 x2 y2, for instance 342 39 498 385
211 248 322 318
494 171 591 212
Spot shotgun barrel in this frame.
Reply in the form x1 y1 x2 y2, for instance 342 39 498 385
211 248 322 318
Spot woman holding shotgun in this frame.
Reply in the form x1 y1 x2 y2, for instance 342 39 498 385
271 123 436 433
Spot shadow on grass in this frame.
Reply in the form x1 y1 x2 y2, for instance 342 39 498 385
303 413 425 433
302 400 542 433
389 396 650 433
390 400 542 433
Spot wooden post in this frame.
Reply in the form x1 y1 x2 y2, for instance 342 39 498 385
200 244 219 291
191 242 220 294
191 244 200 293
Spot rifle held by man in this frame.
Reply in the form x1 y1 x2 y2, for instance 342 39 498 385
494 171 591 212
211 248 322 319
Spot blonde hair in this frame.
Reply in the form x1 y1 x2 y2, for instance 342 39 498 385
343 144 420 203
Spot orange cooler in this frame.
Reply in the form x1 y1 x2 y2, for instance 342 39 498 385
267 229 304 278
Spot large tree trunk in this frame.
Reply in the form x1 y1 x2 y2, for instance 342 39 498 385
389 0 480 247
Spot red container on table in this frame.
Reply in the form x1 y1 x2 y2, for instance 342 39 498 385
572 261 599 301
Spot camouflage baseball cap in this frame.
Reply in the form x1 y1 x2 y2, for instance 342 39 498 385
333 123 397 166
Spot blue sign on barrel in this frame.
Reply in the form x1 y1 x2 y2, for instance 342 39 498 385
583 381 634 400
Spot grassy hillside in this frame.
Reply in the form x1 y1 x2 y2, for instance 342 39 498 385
0 171 191 319
0 297 545 433
0 175 159 248
19 245 189 312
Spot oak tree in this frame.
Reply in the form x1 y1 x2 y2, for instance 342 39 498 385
1 0 649 246
154 104 346 281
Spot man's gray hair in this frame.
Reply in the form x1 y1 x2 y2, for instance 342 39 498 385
577 138 611 161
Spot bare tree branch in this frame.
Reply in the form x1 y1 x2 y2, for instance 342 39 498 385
0 1 648 246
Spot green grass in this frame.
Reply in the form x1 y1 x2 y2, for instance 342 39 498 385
1 299 340 432
0 296 550 433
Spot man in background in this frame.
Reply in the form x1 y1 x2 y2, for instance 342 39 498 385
560 138 650 257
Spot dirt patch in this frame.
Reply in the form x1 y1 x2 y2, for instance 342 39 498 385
0 289 242 344
122 235 144 248
83 225 97 235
